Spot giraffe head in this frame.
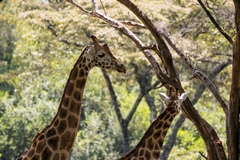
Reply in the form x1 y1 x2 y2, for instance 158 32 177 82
159 89 188 111
79 35 126 73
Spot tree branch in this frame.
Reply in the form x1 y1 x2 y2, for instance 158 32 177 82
67 0 227 159
91 0 99 11
101 69 124 127
161 32 229 115
120 20 146 29
102 67 159 153
144 93 157 123
117 0 227 159
197 0 233 44
125 80 160 124
66 0 92 16
101 69 131 153
160 60 231 160
117 0 177 79
66 0 172 87
125 92 144 124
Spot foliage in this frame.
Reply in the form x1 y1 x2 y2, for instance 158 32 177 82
0 0 234 159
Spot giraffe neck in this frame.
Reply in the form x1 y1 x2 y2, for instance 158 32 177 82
17 46 93 160
119 105 179 160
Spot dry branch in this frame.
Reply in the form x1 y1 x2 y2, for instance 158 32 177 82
66 0 171 86
120 20 146 28
160 61 231 160
117 0 226 159
197 0 233 44
160 33 229 115
66 0 227 159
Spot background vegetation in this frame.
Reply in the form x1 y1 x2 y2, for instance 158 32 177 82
0 0 236 159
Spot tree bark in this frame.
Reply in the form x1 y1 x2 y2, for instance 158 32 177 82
160 62 231 160
101 69 130 153
144 93 157 123
131 63 159 123
102 69 157 154
228 1 240 159
67 0 230 158
117 0 227 159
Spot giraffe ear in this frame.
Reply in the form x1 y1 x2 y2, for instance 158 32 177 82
159 93 171 102
178 92 189 103
177 92 189 110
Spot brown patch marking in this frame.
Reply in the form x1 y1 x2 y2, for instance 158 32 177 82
69 100 81 115
59 108 68 119
68 115 79 128
48 136 59 150
65 82 74 96
36 139 46 154
42 147 52 159
57 120 67 135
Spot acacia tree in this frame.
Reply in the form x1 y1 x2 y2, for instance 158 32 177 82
66 0 239 159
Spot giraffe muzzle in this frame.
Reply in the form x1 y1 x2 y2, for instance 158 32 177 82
116 63 126 73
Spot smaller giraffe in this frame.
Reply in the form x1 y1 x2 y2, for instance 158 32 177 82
119 88 188 160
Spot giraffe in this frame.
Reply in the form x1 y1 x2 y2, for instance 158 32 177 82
16 35 126 160
119 88 188 160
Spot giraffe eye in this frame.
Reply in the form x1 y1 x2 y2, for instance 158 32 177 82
98 53 105 58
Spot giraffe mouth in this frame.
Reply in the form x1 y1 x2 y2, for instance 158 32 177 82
116 64 126 73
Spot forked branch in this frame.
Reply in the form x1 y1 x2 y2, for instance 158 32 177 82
66 0 227 159
160 33 229 115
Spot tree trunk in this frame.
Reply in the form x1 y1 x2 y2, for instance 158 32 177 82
101 69 130 153
228 1 240 159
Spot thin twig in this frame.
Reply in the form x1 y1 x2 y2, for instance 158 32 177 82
199 151 208 159
121 20 146 28
92 0 99 11
66 0 92 16
99 0 107 15
197 0 233 44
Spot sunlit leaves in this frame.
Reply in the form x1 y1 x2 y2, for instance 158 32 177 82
0 0 234 159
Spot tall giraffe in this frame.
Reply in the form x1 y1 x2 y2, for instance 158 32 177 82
119 88 188 160
16 35 126 160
